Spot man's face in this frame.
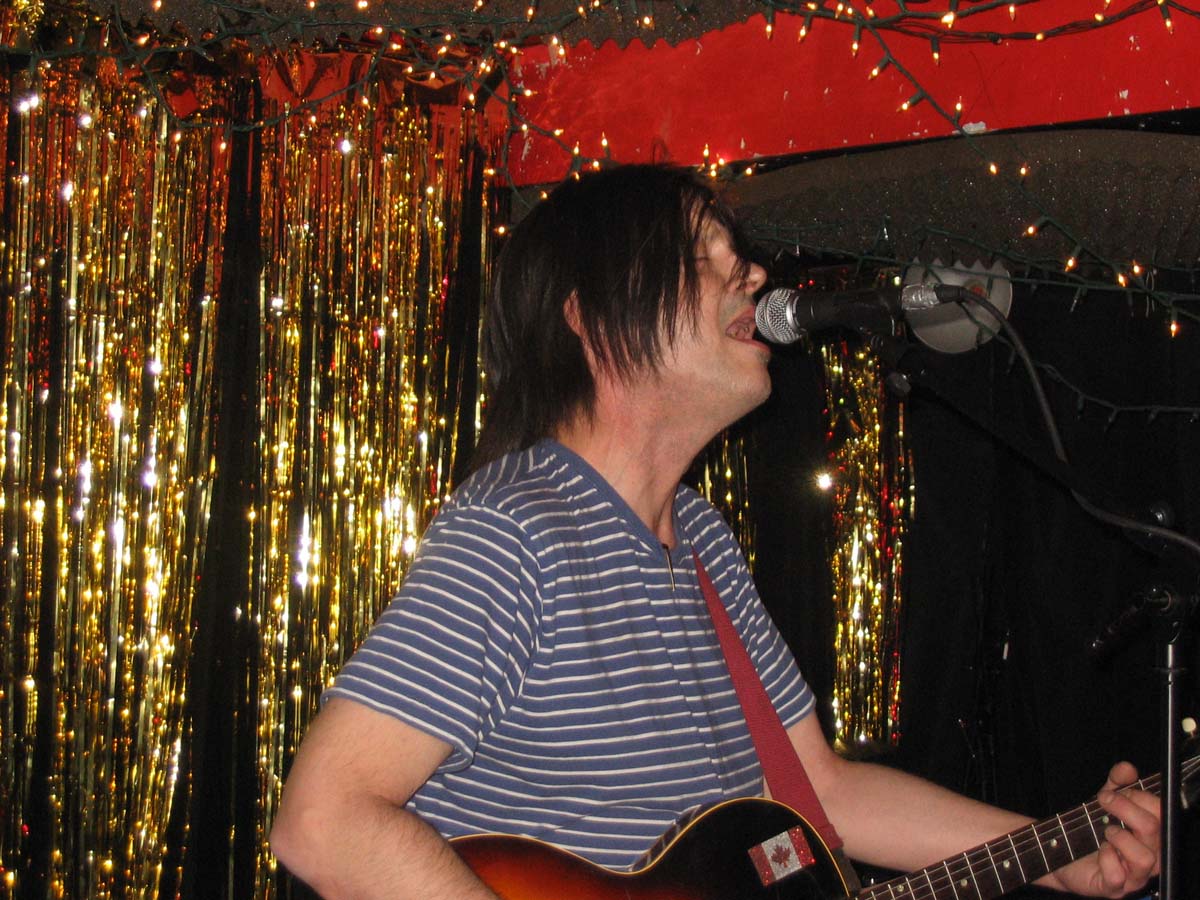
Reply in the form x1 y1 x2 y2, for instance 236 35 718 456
651 219 771 432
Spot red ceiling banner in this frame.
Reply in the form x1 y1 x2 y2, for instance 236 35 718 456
507 2 1200 185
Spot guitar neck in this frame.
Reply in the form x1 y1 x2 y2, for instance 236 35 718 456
861 762 1187 900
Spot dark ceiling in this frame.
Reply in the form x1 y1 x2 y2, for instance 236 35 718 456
728 128 1200 271
113 0 766 49
103 1 1200 272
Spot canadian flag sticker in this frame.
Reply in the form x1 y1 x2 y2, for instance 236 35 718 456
748 827 817 886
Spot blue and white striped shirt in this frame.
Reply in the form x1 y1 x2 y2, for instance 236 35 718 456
326 439 814 869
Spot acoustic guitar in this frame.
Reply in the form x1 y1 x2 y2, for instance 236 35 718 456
453 754 1197 899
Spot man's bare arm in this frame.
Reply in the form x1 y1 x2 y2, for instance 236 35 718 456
270 697 501 900
787 715 1159 897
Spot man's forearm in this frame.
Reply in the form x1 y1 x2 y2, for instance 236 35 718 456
272 798 501 900
819 758 1033 874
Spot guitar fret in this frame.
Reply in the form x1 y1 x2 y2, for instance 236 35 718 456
943 860 962 900
983 841 1015 896
1055 814 1078 861
1083 802 1102 849
1006 833 1028 884
961 851 983 900
1031 821 1053 874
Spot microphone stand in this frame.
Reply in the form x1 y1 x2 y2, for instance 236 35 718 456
1092 585 1198 900
868 294 1199 900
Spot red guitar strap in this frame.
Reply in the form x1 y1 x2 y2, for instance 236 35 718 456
693 551 845 852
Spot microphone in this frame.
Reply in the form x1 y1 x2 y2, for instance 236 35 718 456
754 284 952 345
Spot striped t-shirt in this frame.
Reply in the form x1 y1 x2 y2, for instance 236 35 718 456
325 439 814 870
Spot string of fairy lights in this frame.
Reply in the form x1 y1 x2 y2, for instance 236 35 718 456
4 0 1197 312
1 1 1199 896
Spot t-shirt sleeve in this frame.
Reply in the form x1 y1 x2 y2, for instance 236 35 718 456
736 578 815 729
323 503 540 771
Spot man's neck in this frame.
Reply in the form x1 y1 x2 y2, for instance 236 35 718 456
555 412 707 550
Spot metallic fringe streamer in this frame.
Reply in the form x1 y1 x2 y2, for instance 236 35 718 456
697 434 756 568
822 344 910 753
0 63 227 897
0 50 746 900
252 84 490 895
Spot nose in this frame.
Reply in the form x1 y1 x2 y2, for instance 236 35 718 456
745 261 766 293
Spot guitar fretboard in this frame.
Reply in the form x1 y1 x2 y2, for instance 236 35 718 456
861 756 1197 900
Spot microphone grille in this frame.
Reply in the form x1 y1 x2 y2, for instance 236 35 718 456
755 287 801 344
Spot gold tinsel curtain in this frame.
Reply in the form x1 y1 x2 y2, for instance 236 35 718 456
0 32 892 900
0 62 228 897
0 51 498 896
250 68 495 893
822 343 910 752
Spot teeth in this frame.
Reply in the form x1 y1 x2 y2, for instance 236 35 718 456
728 320 753 339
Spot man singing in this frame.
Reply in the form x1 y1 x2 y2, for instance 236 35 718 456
270 164 1160 899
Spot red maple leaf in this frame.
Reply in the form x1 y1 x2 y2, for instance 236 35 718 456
770 843 794 867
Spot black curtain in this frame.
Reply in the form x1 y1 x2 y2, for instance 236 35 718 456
749 282 1200 898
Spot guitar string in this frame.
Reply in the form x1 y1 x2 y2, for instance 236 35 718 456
877 791 1146 900
868 762 1197 900
860 757 1199 900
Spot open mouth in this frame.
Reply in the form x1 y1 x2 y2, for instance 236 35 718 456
726 317 758 341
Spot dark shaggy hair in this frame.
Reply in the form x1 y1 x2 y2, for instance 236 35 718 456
469 164 753 472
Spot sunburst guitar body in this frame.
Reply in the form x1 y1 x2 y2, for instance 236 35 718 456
454 754 1198 900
